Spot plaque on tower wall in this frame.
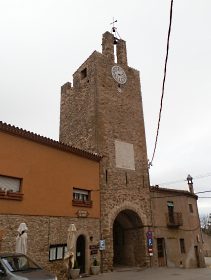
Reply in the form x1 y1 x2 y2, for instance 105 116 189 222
115 140 135 170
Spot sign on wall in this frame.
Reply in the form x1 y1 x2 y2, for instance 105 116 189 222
115 140 135 170
99 240 106 251
89 245 99 255
146 230 153 256
76 210 89 218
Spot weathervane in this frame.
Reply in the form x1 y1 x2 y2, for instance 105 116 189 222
110 18 121 44
110 18 117 33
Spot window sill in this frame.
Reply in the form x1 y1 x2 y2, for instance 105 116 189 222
0 191 23 201
72 199 92 208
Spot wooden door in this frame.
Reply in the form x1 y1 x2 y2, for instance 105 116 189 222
157 238 166 266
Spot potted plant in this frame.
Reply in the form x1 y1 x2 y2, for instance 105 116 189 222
91 258 100 275
69 260 80 279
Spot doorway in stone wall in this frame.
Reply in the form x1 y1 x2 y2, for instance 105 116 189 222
76 235 86 273
194 245 200 267
157 238 167 266
113 209 144 267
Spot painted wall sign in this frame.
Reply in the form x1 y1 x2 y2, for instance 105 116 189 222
76 210 89 218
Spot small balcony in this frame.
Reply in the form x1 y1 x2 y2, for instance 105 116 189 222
166 212 183 228
0 190 23 201
72 199 93 208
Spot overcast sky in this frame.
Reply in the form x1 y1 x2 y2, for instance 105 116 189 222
0 0 211 216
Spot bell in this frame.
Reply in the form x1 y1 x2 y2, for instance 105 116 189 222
114 38 118 45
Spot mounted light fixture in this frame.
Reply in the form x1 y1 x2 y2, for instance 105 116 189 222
187 174 193 185
187 174 194 193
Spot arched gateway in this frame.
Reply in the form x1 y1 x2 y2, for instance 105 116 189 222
113 209 145 267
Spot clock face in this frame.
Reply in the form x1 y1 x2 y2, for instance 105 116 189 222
111 66 127 84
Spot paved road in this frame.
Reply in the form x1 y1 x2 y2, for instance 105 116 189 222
85 267 211 280
205 257 211 267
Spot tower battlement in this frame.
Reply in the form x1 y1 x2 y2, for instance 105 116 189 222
102 31 128 65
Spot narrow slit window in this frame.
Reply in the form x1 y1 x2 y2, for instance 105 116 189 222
81 68 87 79
189 203 193 213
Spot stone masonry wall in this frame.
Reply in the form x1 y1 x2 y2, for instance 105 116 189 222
0 214 100 279
59 51 100 153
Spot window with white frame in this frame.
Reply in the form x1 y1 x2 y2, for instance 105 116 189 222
0 175 21 192
72 188 92 207
49 244 67 261
73 188 90 201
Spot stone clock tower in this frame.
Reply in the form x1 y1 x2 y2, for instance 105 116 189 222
60 32 152 270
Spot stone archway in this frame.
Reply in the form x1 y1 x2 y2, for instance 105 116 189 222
113 209 145 267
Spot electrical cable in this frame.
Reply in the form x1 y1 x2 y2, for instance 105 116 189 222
158 172 211 186
149 0 174 168
158 178 186 186
194 172 211 179
195 190 211 194
150 192 211 199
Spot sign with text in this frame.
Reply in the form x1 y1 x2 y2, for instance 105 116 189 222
90 249 98 255
77 210 89 218
89 245 99 250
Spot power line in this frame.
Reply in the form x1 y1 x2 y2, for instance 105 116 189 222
149 0 174 168
151 192 211 199
158 173 211 186
196 190 211 194
159 178 186 186
194 172 211 179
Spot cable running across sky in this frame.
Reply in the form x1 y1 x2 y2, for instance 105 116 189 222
149 0 174 168
158 172 211 187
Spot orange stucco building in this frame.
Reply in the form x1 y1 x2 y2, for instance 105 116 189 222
0 121 101 278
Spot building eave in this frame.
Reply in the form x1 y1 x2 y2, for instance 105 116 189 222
0 121 102 162
150 186 198 199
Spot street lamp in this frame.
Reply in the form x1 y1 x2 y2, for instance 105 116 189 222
187 174 193 185
187 174 194 193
